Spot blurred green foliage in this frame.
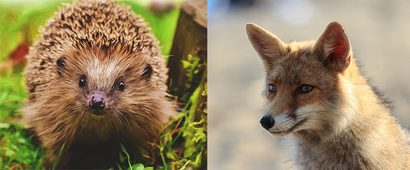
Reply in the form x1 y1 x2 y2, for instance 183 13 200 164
0 0 206 169
0 0 179 61
0 66 27 122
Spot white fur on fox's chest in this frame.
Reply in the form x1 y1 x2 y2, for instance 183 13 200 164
283 129 409 170
284 134 367 170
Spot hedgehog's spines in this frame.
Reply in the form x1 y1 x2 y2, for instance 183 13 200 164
24 0 168 103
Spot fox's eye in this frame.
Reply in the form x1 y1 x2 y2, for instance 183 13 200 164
298 84 314 94
79 75 87 87
268 84 277 93
118 81 125 91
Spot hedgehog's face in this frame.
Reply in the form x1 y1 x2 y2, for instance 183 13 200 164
54 48 154 117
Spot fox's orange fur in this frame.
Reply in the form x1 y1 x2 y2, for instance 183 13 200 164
23 0 175 168
247 22 410 169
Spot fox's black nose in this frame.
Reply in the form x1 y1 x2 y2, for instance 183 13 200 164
260 116 275 130
89 96 105 110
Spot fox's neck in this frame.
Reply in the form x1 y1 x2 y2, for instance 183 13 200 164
289 127 371 169
288 60 410 169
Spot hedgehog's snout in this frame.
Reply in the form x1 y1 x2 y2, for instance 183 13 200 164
89 91 106 114
89 96 105 109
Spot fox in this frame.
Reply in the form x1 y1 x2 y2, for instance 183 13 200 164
246 22 410 170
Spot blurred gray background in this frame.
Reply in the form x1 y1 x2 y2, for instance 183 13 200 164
208 0 410 169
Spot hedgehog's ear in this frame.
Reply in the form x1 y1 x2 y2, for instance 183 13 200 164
246 23 287 72
141 64 152 81
313 22 352 73
56 57 67 76
57 57 67 68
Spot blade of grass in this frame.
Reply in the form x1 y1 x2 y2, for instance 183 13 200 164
52 143 65 170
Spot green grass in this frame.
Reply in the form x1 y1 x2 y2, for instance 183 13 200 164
0 122 46 169
0 0 206 169
0 67 27 122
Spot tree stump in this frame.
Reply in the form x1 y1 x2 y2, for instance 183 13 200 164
167 0 207 104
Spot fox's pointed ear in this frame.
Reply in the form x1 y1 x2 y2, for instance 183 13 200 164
313 22 352 72
246 23 287 71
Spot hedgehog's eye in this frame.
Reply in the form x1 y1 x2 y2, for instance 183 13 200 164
118 81 125 91
79 75 87 87
142 64 152 81
57 57 66 68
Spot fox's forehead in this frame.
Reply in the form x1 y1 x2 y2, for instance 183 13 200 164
286 40 315 55
267 43 327 85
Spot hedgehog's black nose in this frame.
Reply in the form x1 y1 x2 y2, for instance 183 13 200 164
89 96 105 111
260 116 275 130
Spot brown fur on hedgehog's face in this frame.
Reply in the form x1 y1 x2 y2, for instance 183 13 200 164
51 39 157 120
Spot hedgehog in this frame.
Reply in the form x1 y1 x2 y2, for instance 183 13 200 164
22 0 175 168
